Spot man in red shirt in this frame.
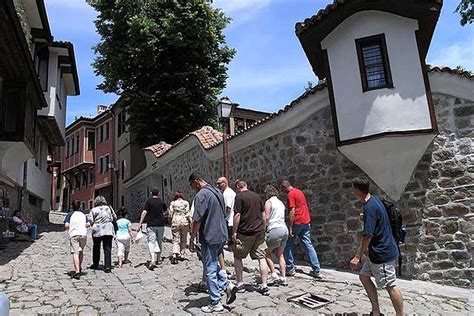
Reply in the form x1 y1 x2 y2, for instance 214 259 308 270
282 180 321 278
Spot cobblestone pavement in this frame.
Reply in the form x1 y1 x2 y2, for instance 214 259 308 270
0 219 472 315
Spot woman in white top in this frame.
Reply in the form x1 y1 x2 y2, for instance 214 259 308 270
264 185 289 286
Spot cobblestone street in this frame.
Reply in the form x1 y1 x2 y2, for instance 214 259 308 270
0 219 472 315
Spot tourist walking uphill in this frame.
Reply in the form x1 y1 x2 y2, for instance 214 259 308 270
139 187 167 270
115 208 134 268
64 200 89 280
216 176 236 272
263 185 289 286
350 176 404 316
188 172 238 313
88 196 117 273
281 181 322 278
169 191 191 264
232 179 270 296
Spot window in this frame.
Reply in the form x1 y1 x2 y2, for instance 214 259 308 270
66 139 70 158
71 136 75 156
105 155 110 172
74 174 80 189
121 160 126 180
81 201 86 211
121 195 124 207
87 130 95 150
28 194 38 206
89 200 93 210
99 156 104 174
355 34 393 92
234 118 245 133
89 169 94 184
246 119 256 128
118 112 126 136
36 46 49 91
98 125 104 143
76 134 79 154
105 122 109 140
82 172 88 187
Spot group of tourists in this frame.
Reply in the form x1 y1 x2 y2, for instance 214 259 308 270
63 172 404 316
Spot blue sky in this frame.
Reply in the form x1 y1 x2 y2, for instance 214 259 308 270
45 0 474 125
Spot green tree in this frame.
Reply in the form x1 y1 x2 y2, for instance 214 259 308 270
88 0 235 146
456 0 473 26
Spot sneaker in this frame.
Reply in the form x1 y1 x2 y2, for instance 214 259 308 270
267 275 280 285
88 264 98 270
201 302 224 313
258 285 270 296
286 268 296 276
225 282 238 305
71 272 80 280
148 264 156 271
278 277 288 286
235 283 245 293
309 270 322 279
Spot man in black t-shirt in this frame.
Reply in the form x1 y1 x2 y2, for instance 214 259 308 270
232 179 269 296
139 187 167 270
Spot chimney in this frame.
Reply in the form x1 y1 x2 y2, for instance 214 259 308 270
97 104 108 114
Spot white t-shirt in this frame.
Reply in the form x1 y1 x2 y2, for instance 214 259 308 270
223 187 236 226
267 196 286 231
65 211 88 238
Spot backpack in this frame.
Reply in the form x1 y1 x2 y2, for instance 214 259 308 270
381 199 404 243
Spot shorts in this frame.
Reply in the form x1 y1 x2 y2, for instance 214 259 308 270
70 236 87 254
266 226 289 248
116 236 131 256
147 226 164 254
360 256 397 288
234 231 266 260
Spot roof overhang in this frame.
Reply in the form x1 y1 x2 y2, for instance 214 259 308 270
62 162 95 175
37 115 65 146
52 41 80 95
296 0 443 78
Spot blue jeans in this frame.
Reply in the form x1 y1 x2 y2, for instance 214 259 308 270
29 224 38 240
201 242 229 304
284 224 320 272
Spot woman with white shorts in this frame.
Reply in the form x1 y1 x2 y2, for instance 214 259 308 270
116 208 133 267
264 185 289 286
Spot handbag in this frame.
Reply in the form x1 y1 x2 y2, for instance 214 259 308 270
108 204 119 232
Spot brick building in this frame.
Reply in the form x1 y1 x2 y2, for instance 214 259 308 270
59 105 114 212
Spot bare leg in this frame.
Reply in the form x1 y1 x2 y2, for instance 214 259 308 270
360 275 380 315
218 253 226 271
124 251 129 262
73 253 80 273
265 246 276 274
276 246 286 278
118 255 123 267
79 251 84 272
386 286 404 316
234 258 244 283
258 258 269 285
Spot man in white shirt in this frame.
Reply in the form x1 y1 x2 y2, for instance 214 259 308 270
64 201 89 280
216 177 236 272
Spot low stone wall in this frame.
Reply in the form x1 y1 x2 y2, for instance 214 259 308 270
126 92 473 288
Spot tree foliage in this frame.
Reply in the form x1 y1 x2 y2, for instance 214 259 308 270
456 0 473 26
88 0 235 146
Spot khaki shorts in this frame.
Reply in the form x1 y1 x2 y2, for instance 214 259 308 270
360 256 397 288
70 236 87 254
234 231 267 260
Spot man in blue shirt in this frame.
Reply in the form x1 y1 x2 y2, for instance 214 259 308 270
188 172 238 313
350 176 404 316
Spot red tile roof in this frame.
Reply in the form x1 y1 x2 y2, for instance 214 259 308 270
144 141 172 158
428 65 473 79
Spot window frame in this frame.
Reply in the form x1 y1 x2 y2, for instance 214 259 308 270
87 130 95 150
355 33 393 92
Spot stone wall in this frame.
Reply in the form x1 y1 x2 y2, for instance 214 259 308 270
126 92 473 288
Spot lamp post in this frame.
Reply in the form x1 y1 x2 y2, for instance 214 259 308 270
217 97 236 180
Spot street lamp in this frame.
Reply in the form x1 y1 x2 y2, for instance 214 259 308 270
217 97 236 180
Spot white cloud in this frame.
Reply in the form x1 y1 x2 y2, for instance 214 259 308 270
226 63 315 90
428 41 474 71
213 0 272 24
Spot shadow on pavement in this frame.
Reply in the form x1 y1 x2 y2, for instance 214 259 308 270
0 223 64 266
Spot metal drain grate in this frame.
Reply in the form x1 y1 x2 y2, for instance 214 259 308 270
287 292 333 310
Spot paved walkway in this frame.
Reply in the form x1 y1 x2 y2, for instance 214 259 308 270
0 217 472 315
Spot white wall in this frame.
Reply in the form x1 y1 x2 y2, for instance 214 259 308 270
321 11 432 142
25 135 51 210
